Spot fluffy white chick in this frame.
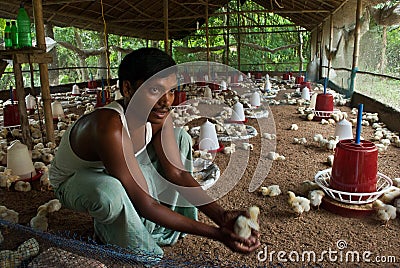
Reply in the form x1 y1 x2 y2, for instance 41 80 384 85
0 206 19 223
45 199 62 213
380 187 400 204
14 181 31 192
308 190 325 210
233 206 260 239
259 185 281 197
299 180 320 195
287 191 310 218
29 208 48 232
372 200 396 226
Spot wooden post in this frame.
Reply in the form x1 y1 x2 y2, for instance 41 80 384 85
12 61 32 150
205 0 210 62
226 5 230 65
327 14 334 79
163 0 169 55
236 0 241 70
350 0 362 95
33 0 55 143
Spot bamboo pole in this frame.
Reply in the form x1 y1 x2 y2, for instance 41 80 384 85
163 0 169 55
205 0 210 62
12 60 32 150
327 13 334 79
33 0 55 143
236 0 241 70
350 0 362 95
226 5 230 65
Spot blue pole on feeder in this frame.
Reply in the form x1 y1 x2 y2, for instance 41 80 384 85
323 77 328 94
305 72 308 82
355 103 363 144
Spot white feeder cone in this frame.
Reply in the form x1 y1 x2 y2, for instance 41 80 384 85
310 92 318 109
227 76 231 84
199 120 219 151
7 140 36 179
51 101 65 118
250 91 261 107
190 76 195 83
72 84 80 95
334 119 353 140
231 102 245 121
238 74 243 82
247 72 251 78
25 94 36 110
221 80 227 90
204 86 212 98
114 90 123 100
301 87 310 100
264 80 271 92
204 74 209 82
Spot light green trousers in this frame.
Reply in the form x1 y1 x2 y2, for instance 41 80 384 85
55 128 198 258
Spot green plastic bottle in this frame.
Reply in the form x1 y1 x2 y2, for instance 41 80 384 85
17 2 32 48
4 21 12 49
11 21 18 49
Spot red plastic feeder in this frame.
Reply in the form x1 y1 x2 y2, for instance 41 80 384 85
295 76 304 85
300 81 311 90
282 73 291 80
95 90 111 108
88 80 97 89
313 93 333 121
172 91 187 106
4 104 20 127
254 73 262 80
330 139 378 196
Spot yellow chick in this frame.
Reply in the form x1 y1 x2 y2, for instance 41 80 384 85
29 209 48 232
299 180 320 195
45 199 62 213
287 191 310 218
259 185 281 197
233 206 260 239
372 200 396 226
308 190 325 210
0 206 19 223
380 187 400 204
14 181 31 192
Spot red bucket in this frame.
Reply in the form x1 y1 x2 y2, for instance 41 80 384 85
331 139 378 195
88 80 97 89
4 104 20 126
282 73 291 80
295 76 304 85
315 93 333 112
300 81 311 89
255 73 262 80
172 91 187 106
95 90 111 107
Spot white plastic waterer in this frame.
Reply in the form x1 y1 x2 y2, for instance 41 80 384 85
51 100 65 119
71 84 80 95
301 87 310 100
334 119 353 140
230 102 245 122
25 94 36 110
250 91 261 107
7 140 36 179
199 120 219 151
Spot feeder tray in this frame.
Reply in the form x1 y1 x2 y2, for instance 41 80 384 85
312 108 341 120
315 168 392 205
193 142 224 153
171 104 191 112
320 195 375 218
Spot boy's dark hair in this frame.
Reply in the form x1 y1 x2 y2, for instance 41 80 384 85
118 47 176 94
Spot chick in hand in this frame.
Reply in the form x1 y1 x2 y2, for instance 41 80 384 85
287 191 310 218
233 206 260 239
372 200 396 226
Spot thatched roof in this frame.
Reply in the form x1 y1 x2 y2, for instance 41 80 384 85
0 0 388 40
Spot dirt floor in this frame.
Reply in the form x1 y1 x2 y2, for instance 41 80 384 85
0 85 399 267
